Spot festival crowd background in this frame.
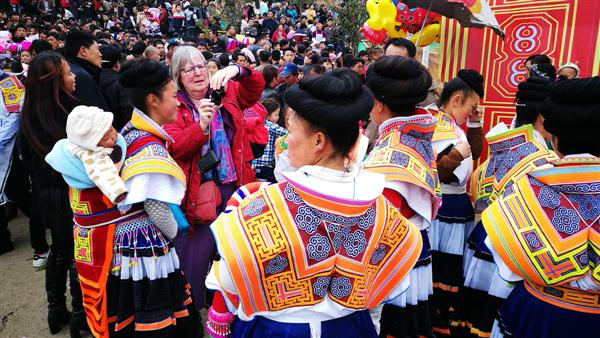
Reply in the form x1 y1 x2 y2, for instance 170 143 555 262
0 1 595 338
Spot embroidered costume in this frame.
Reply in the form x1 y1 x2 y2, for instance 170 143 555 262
362 112 441 338
429 110 477 336
207 166 423 338
482 156 600 337
52 109 197 337
459 124 557 337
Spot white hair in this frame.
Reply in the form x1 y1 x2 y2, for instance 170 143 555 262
170 45 206 91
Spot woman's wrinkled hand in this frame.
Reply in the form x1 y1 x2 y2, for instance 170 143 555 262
198 98 216 132
209 65 240 92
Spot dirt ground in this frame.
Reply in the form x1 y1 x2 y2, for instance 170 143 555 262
0 213 83 338
0 213 207 338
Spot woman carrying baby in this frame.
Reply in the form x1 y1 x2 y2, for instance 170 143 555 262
46 58 199 338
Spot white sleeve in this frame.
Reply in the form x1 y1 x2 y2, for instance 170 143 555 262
484 236 523 282
118 173 185 211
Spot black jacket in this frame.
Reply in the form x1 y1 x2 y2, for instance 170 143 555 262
69 57 109 111
100 68 133 130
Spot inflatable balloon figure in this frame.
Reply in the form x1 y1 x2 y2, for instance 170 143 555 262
364 0 406 39
362 0 440 46
360 22 387 44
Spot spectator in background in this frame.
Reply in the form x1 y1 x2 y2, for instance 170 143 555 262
233 50 248 67
19 51 85 336
46 32 61 50
253 98 287 182
260 64 279 100
64 30 109 110
262 11 278 38
143 45 161 61
350 58 365 78
385 38 417 58
207 58 221 78
99 44 132 130
255 50 271 71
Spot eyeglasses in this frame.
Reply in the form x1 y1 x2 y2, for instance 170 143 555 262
181 63 207 74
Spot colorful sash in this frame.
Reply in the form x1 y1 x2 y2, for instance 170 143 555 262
70 188 143 338
482 157 600 290
120 109 186 186
211 180 422 316
363 112 441 221
470 125 558 212
0 74 25 113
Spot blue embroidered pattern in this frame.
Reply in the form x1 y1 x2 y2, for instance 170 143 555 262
538 186 561 209
265 255 289 275
551 207 580 235
306 233 331 261
344 230 367 258
330 276 352 298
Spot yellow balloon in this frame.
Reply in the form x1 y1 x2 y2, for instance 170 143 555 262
410 23 441 47
384 20 407 38
367 0 397 31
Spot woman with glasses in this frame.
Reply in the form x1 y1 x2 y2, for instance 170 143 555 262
164 46 265 311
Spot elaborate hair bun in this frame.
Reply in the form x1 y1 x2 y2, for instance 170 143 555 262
516 77 551 103
285 68 373 128
284 68 374 157
541 76 600 135
119 58 170 89
457 69 485 98
515 77 552 125
365 56 432 113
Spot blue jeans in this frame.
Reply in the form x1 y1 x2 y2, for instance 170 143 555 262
0 111 19 205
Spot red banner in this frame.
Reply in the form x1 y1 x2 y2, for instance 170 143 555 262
438 0 600 162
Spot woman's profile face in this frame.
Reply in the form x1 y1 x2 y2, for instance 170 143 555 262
285 109 317 168
154 80 179 124
62 61 76 93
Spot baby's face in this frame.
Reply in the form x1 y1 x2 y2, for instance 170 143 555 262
98 127 117 148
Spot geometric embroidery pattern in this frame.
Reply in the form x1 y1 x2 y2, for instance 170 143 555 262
211 181 422 315
482 159 600 288
363 113 441 222
470 125 558 211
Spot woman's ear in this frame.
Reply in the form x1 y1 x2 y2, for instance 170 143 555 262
146 93 160 109
451 92 463 108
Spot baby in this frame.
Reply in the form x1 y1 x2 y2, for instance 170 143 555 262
65 105 127 203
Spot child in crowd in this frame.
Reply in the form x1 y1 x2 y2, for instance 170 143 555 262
252 98 287 182
47 105 128 204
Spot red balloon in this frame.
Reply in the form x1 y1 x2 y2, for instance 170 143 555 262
395 2 440 34
361 22 387 44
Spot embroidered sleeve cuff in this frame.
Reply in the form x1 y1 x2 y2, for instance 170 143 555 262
467 120 482 128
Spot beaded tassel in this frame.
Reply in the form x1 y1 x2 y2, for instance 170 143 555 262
205 306 233 338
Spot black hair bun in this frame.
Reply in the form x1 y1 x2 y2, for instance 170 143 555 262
365 56 432 113
516 77 551 103
285 68 373 128
457 69 485 98
541 76 600 135
298 67 363 104
119 58 170 89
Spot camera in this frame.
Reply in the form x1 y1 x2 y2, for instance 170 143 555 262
210 88 225 105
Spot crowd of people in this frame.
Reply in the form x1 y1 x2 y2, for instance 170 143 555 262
0 1 598 338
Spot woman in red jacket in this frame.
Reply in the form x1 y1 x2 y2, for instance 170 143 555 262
164 46 265 310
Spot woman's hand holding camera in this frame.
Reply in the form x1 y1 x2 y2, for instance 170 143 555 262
198 99 216 133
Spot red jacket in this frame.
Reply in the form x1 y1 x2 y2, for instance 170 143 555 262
164 67 265 221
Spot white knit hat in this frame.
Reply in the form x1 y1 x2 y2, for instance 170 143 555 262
66 105 114 151
558 62 580 77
